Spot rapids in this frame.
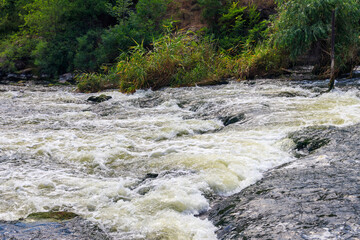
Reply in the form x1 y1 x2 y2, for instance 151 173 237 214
1 79 360 239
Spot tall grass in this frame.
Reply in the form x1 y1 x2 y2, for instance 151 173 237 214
236 44 287 79
76 32 237 93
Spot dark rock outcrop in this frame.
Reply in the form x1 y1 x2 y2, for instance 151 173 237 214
59 73 75 84
219 113 246 126
206 124 360 239
0 212 111 240
87 94 112 103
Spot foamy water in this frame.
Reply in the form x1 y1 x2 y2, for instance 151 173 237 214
1 79 360 239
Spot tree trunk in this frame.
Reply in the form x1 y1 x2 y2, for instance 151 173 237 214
328 9 336 91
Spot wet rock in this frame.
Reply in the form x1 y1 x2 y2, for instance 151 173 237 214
219 113 246 126
27 211 78 221
6 73 19 81
196 78 229 86
87 94 112 103
40 74 50 79
206 123 360 240
289 126 332 157
59 73 74 84
17 68 34 80
132 92 165 108
145 173 159 179
0 212 111 240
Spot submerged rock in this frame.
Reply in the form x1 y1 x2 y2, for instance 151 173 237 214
59 73 74 84
27 211 78 221
0 212 111 240
206 124 360 239
87 94 112 103
219 113 246 126
289 126 332 157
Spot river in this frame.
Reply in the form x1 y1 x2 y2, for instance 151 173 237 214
0 79 360 239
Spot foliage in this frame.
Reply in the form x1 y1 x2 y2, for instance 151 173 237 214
198 0 224 25
217 3 269 54
236 44 287 79
273 0 360 75
32 37 75 75
0 35 38 71
77 32 236 93
135 0 169 29
77 71 119 92
0 0 28 38
105 0 133 24
74 29 105 71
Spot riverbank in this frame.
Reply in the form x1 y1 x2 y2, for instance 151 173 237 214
206 123 360 239
1 79 360 239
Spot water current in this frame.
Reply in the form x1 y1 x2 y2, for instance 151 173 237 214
1 79 360 239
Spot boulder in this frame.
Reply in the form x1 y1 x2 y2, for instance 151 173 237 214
0 211 111 240
87 94 112 103
219 113 246 126
59 73 74 84
206 124 360 239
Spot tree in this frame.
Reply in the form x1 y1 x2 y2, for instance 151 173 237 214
274 0 360 78
106 0 133 25
0 0 28 38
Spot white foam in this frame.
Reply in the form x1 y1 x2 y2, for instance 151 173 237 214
1 82 360 238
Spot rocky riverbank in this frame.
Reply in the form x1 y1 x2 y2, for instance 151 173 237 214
206 124 360 239
0 212 110 240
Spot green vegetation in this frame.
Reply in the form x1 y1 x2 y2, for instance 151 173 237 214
27 212 78 221
1 0 360 92
78 31 236 93
274 0 360 77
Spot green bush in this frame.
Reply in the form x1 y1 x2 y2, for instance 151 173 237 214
77 32 237 93
0 35 38 71
236 44 287 79
74 29 105 71
217 3 269 54
198 0 224 26
274 0 360 75
135 0 169 29
77 72 119 92
117 32 237 92
32 37 75 76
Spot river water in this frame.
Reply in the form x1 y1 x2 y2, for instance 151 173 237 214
0 79 360 239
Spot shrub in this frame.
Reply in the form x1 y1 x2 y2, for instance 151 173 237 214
0 35 38 71
74 29 105 71
217 3 269 54
115 32 233 93
76 72 119 93
273 0 360 76
77 31 237 93
236 44 287 79
32 37 75 76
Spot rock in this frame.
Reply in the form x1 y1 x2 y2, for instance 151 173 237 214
59 73 74 84
27 211 78 221
145 173 159 179
87 94 112 103
277 91 301 97
196 78 229 87
219 113 246 126
0 69 5 79
40 74 50 79
14 60 26 70
6 73 19 81
0 212 111 240
17 68 34 80
288 126 332 157
206 123 360 240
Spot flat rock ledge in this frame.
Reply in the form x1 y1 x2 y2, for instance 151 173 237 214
206 124 360 240
0 215 111 240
